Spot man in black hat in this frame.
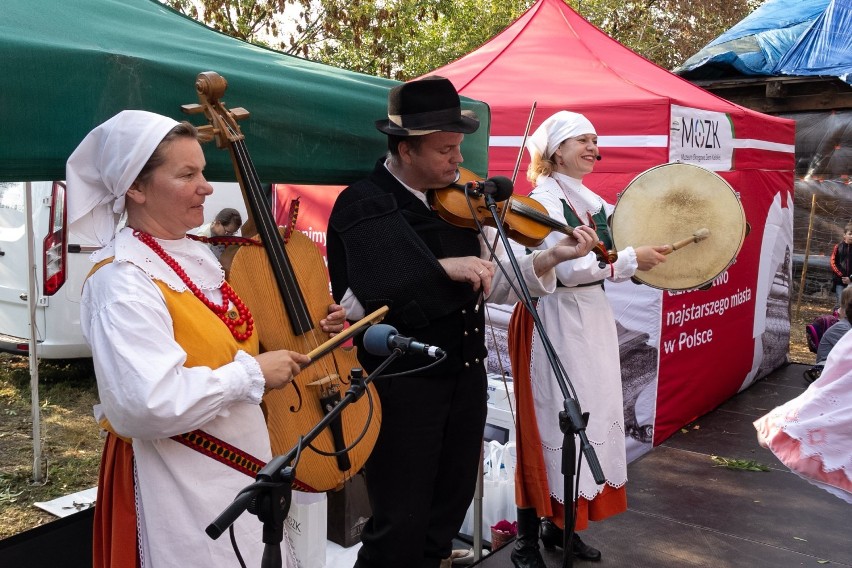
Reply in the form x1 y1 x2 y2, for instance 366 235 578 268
326 76 596 568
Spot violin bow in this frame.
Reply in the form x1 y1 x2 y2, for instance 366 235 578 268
511 101 537 186
487 101 537 256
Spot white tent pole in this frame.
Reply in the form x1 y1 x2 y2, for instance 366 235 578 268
25 181 43 482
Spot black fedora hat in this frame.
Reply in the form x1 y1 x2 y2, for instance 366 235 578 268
375 76 479 136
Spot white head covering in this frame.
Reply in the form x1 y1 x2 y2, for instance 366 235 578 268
66 110 180 246
526 111 597 161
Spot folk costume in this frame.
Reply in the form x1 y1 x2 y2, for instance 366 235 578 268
67 111 296 568
510 172 635 525
326 75 561 568
754 331 852 504
327 159 557 568
508 112 637 566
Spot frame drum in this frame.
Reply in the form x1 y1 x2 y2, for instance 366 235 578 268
610 163 746 290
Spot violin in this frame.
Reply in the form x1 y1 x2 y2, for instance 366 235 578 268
430 167 616 263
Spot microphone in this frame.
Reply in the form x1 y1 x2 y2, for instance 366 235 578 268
363 324 446 359
464 175 514 202
595 155 602 161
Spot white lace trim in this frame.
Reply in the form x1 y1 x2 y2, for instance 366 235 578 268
134 457 147 568
234 350 266 404
541 418 628 503
549 479 627 504
551 172 604 219
540 420 627 451
91 227 225 292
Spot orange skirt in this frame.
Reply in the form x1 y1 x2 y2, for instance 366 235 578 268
93 434 140 568
509 303 626 531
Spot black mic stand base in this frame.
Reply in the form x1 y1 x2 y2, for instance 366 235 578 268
558 406 583 568
207 353 401 568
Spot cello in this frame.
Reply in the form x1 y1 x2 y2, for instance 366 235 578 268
182 71 382 492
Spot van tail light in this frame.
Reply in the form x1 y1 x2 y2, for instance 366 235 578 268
42 182 68 296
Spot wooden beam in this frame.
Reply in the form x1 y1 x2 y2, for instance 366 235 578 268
720 92 852 113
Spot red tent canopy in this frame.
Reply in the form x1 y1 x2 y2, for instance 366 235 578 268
430 0 797 449
275 0 797 450
431 0 794 192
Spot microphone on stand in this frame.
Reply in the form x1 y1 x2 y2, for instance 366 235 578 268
595 154 602 161
363 324 446 359
465 176 514 202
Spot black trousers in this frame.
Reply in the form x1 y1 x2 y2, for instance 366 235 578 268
354 364 488 568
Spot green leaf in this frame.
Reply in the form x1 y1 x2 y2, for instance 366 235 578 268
710 455 770 472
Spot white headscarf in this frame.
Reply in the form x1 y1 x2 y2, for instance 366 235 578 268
66 110 180 246
526 111 597 161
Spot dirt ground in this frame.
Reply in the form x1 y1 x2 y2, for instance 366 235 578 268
0 295 837 539
0 357 100 539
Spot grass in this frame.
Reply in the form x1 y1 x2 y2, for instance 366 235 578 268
0 295 835 539
0 356 101 539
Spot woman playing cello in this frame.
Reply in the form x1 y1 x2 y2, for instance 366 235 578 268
67 110 344 568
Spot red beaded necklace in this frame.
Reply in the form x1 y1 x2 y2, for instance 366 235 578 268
134 230 254 342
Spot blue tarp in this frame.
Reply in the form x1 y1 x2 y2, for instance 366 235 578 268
675 0 852 84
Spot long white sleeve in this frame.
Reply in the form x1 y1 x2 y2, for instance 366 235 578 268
81 260 264 440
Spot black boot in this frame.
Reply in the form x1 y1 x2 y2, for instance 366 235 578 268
571 533 602 562
510 507 546 568
540 518 563 549
540 519 602 562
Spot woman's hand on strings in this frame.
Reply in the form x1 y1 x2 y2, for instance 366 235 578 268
439 256 496 295
533 225 598 275
552 225 598 262
256 350 311 390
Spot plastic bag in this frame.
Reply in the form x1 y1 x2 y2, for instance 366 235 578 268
286 490 327 568
459 440 517 539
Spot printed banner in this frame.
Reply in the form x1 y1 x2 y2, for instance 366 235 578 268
669 105 734 171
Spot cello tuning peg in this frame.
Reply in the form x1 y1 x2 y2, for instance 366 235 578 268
180 103 205 115
195 125 216 144
231 107 250 121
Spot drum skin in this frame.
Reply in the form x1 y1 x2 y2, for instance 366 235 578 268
611 163 746 290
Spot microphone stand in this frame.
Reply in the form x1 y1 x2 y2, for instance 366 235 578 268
207 351 403 568
481 192 605 568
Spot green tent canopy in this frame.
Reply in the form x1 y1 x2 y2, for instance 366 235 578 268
0 0 490 183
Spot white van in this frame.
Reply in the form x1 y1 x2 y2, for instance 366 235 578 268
0 181 247 359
